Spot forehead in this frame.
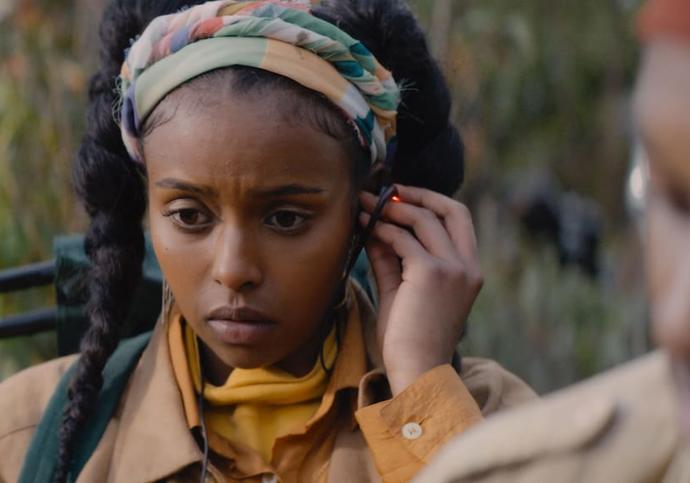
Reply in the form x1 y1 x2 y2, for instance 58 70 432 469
141 94 351 192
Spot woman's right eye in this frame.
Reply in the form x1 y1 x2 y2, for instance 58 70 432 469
164 206 213 230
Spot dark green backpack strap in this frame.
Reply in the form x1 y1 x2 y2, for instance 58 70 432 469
19 331 152 483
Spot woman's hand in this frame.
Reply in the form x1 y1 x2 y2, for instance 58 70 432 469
359 184 483 396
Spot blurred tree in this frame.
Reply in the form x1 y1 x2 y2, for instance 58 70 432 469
430 0 452 61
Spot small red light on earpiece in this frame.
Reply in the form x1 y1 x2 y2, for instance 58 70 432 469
391 195 401 202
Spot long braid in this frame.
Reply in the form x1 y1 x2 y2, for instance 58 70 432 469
54 1 205 481
54 56 146 483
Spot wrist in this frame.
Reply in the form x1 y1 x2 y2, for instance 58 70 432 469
385 358 449 396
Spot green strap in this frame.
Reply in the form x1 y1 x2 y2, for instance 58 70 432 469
19 331 152 483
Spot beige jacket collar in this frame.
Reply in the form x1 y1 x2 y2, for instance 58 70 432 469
79 316 203 483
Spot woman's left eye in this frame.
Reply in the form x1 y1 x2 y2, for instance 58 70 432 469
265 210 308 232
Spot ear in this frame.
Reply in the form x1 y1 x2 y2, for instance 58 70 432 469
362 161 389 194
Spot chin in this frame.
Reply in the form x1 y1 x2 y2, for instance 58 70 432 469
217 346 279 370
216 346 279 369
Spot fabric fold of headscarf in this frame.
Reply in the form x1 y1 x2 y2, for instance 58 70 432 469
118 0 400 164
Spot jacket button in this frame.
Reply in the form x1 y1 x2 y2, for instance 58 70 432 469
401 422 423 440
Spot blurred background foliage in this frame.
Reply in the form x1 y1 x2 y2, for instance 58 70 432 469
0 0 647 393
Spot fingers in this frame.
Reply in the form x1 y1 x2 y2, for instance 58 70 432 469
359 211 430 261
360 191 456 258
391 184 481 276
365 238 401 300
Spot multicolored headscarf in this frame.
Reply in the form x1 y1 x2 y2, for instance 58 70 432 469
118 0 400 164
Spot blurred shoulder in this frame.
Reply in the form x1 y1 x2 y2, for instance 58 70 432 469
0 355 77 482
416 351 682 483
0 355 77 438
461 357 538 415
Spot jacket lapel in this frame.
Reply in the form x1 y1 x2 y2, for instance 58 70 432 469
81 319 203 483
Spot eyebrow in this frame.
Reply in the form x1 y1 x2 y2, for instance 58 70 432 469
154 179 325 198
154 178 216 196
253 184 326 197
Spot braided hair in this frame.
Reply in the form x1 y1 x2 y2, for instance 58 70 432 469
56 1 464 481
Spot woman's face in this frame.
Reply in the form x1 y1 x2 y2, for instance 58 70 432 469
144 91 355 379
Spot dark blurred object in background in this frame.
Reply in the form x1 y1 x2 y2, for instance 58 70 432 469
512 178 602 277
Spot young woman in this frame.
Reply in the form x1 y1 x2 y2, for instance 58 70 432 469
0 1 535 482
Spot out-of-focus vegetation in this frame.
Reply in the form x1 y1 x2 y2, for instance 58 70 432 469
0 0 647 393
0 0 93 376
413 0 648 392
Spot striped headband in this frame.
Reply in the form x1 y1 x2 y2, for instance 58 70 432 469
118 0 401 164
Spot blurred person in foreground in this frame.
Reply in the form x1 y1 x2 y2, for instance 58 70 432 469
414 0 690 481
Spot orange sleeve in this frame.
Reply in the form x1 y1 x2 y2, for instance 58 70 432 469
354 364 483 483
638 0 690 42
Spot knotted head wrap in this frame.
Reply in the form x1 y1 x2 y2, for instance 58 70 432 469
118 0 401 164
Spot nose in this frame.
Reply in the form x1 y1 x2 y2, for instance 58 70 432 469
211 225 263 292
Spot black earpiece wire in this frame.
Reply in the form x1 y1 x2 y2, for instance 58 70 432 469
344 136 398 277
198 351 210 483
344 183 397 277
318 182 396 373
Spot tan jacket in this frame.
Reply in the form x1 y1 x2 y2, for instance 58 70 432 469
415 351 690 483
0 289 535 483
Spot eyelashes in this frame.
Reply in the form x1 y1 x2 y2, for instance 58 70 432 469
162 202 313 235
264 210 311 234
162 206 213 232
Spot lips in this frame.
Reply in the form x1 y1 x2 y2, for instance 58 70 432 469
205 306 276 345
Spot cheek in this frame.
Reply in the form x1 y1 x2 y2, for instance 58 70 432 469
148 208 210 316
646 202 690 357
273 203 354 312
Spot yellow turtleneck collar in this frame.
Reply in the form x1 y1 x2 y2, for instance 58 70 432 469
182 319 338 463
